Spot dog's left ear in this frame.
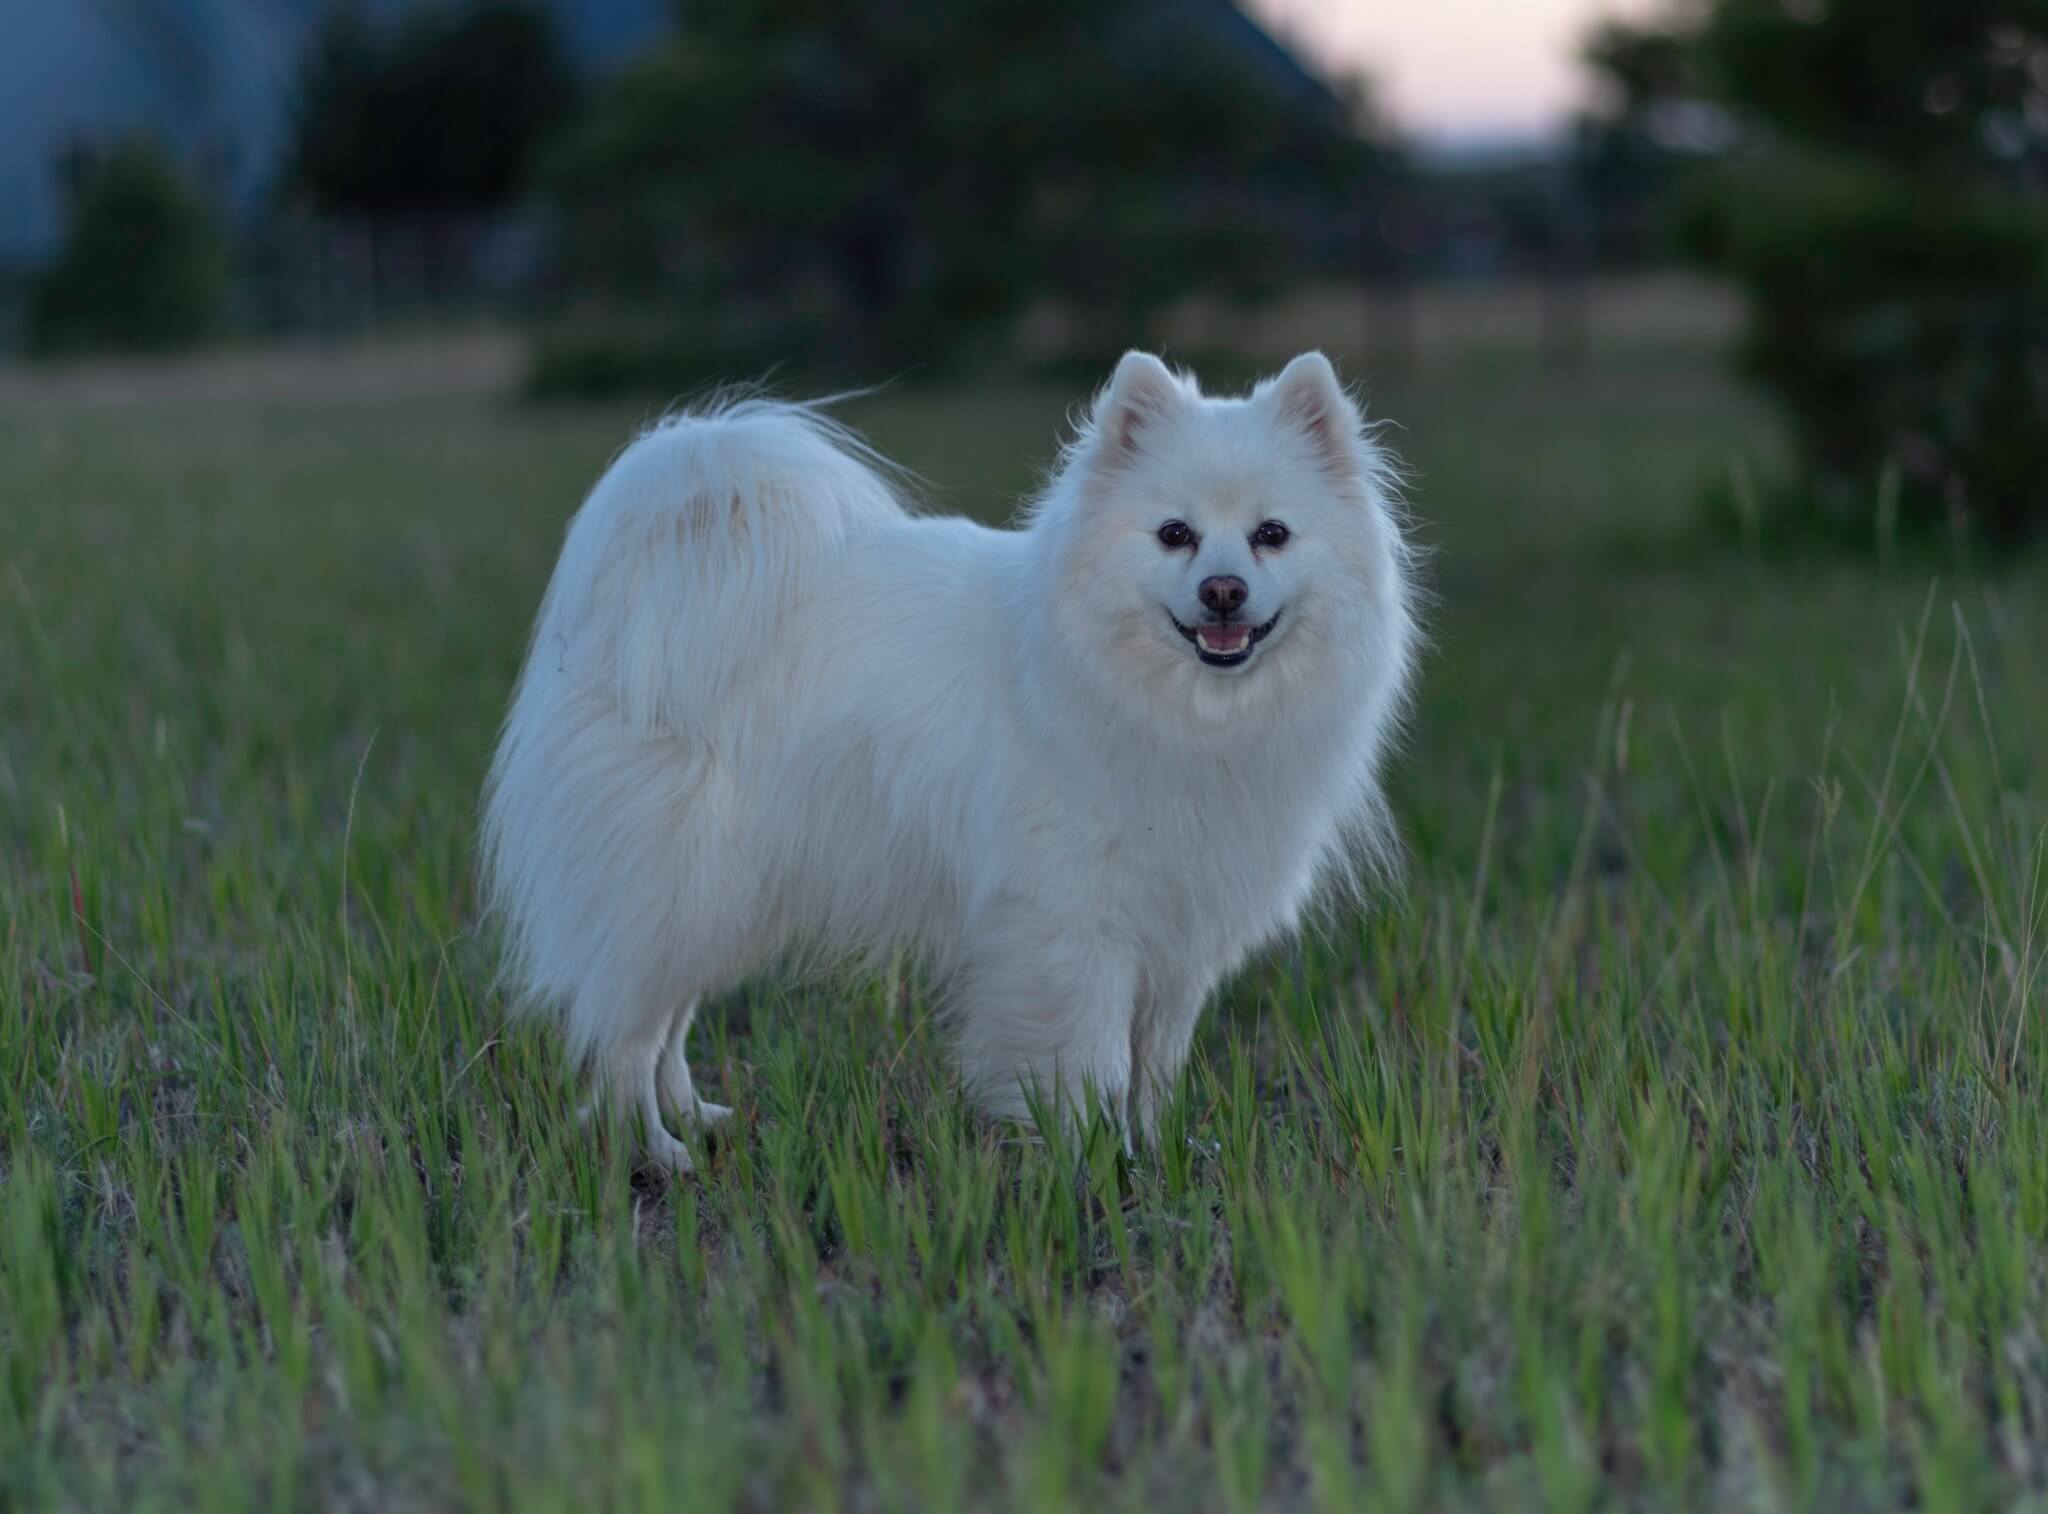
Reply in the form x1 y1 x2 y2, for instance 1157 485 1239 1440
1261 352 1360 475
1093 351 1185 464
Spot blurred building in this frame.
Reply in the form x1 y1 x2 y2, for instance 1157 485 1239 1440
0 0 670 267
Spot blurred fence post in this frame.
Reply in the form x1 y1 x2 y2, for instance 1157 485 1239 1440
1370 277 1418 377
1540 179 1593 376
1540 259 1589 375
1366 195 1419 378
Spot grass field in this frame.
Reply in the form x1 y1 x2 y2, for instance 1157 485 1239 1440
4 306 2048 1511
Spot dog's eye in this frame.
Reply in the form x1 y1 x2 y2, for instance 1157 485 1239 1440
1157 520 1195 549
1253 520 1291 549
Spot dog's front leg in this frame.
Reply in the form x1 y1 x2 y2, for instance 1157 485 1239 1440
951 912 1138 1136
1129 971 1213 1142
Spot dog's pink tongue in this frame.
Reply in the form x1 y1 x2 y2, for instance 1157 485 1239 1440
1198 623 1251 653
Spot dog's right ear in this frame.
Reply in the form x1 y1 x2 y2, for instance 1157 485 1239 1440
1092 351 1183 464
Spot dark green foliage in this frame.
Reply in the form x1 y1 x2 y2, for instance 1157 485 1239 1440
541 0 1387 381
287 1 579 221
1674 149 2048 544
25 141 226 359
1591 0 2048 543
1693 0 2048 171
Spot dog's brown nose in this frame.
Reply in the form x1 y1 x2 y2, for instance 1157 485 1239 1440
1198 575 1248 615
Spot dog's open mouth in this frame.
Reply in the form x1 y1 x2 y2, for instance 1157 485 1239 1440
1170 609 1282 668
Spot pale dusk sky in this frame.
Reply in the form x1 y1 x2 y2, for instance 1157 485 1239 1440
1246 0 1659 142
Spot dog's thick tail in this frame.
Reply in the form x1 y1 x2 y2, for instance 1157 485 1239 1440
520 396 910 734
481 398 906 1039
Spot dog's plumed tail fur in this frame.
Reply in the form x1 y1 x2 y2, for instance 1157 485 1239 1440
521 399 907 738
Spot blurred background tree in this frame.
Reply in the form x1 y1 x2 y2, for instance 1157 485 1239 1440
1571 18 1713 271
286 1 580 296
536 0 1395 387
27 140 227 358
1586 0 2048 544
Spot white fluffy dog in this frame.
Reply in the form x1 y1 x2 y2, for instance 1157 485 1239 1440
483 351 1417 1169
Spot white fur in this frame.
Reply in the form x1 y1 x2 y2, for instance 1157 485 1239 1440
481 352 1418 1169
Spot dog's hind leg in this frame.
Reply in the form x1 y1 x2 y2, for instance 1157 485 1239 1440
658 998 732 1127
593 1016 697 1174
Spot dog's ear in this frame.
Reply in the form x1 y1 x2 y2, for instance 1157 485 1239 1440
1093 351 1184 463
1261 352 1360 475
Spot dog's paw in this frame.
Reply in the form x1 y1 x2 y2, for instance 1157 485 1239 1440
639 1130 697 1174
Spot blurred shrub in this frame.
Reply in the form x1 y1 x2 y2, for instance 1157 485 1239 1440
527 308 838 398
1675 150 2048 545
538 0 1390 386
27 141 227 358
1591 0 2048 544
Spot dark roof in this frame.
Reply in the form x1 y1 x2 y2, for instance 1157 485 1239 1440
1183 2 1348 125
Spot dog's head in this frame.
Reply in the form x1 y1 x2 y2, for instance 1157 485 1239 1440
1038 351 1414 729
